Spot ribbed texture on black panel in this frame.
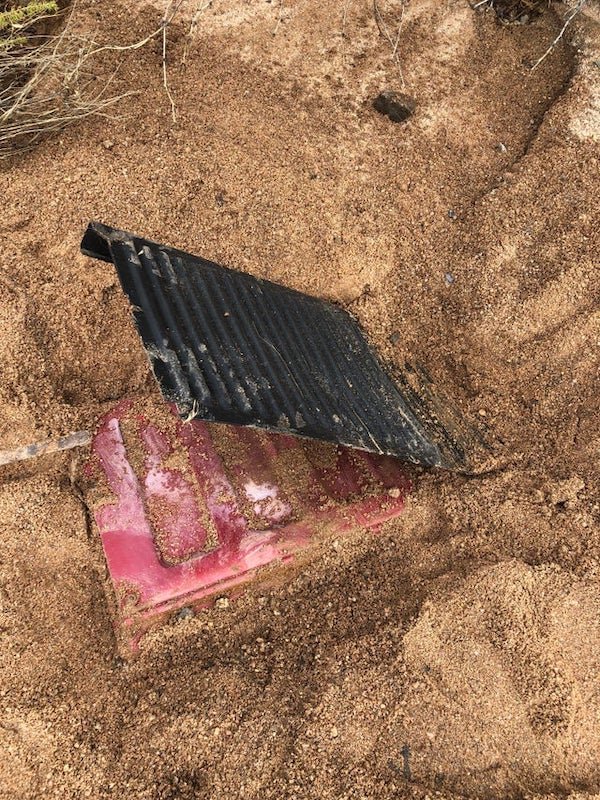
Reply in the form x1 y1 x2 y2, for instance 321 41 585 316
81 222 468 469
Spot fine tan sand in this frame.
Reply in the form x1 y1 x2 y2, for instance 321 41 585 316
0 1 599 798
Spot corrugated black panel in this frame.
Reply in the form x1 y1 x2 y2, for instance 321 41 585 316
82 221 469 469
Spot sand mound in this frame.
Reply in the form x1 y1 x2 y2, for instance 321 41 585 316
393 560 600 797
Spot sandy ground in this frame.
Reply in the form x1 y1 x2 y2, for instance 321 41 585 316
0 0 599 797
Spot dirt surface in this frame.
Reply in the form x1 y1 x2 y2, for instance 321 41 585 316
0 0 599 797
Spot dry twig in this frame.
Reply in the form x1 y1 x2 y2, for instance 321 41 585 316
0 430 91 467
160 0 186 121
183 0 212 65
272 0 284 36
0 21 123 158
531 0 586 69
372 0 405 87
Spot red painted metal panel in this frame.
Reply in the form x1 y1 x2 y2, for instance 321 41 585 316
90 402 411 650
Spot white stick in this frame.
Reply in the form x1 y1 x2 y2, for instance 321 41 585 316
0 430 91 467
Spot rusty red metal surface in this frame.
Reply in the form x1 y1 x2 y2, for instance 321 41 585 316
90 401 411 649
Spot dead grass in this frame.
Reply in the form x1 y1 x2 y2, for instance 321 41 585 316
372 0 406 87
0 0 179 160
0 2 119 158
0 1 58 43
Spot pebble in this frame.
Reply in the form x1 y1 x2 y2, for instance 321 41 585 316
372 91 416 123
215 597 230 610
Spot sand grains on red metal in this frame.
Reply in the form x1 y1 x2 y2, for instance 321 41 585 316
88 401 411 651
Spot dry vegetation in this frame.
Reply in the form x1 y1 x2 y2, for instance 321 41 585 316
472 0 550 23
0 0 179 159
0 1 114 158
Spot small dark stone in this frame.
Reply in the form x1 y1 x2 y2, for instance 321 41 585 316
373 91 416 124
389 331 401 345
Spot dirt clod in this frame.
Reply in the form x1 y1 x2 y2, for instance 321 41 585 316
372 90 416 123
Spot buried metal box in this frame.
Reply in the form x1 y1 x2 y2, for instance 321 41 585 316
87 401 411 650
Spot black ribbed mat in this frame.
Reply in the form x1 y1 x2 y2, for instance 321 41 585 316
82 221 469 469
